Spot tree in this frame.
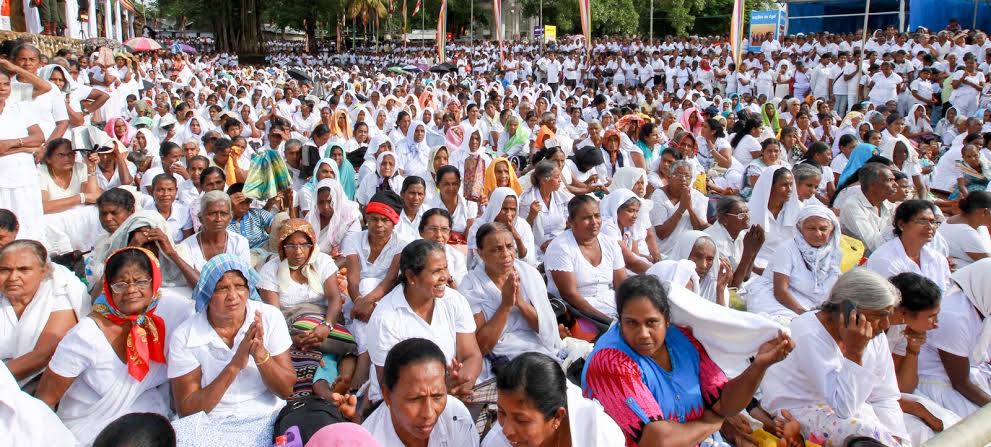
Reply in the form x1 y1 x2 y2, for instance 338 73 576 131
518 0 637 36
156 0 264 53
266 0 345 53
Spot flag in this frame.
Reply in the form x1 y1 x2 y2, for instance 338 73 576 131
437 0 447 62
730 0 745 66
402 0 407 34
577 0 591 53
412 0 421 16
493 0 504 64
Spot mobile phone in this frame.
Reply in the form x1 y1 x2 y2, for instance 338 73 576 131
841 299 857 327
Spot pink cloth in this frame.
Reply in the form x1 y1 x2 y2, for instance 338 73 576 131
305 423 380 447
104 117 136 146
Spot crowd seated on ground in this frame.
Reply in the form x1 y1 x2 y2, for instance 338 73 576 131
7 19 991 446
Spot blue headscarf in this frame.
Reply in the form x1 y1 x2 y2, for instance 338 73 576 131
307 156 356 200
837 143 879 186
193 254 261 312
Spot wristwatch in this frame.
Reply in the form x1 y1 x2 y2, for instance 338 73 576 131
320 320 333 330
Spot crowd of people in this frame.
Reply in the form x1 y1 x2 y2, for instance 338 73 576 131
4 18 991 447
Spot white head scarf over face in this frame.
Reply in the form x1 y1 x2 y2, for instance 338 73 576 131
793 205 842 294
306 178 359 253
599 189 639 242
749 165 802 232
950 258 991 364
670 230 721 304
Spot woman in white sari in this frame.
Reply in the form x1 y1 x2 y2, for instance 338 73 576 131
36 247 195 445
865 200 952 291
461 222 562 381
0 241 88 388
938 190 991 269
304 178 361 261
355 151 404 207
466 187 536 270
669 231 729 306
748 165 802 271
600 189 654 275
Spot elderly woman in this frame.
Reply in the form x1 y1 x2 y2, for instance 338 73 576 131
366 240 483 403
600 189 654 274
650 160 709 257
451 130 492 203
744 138 786 195
36 247 195 445
419 208 468 286
0 241 87 388
865 200 952 292
704 196 764 288
939 191 991 268
306 178 361 262
483 352 624 447
610 167 661 262
669 231 732 306
38 138 103 252
461 223 562 380
482 157 523 199
258 219 345 353
427 165 479 246
363 338 480 446
356 151 404 207
519 160 570 257
547 195 627 323
760 268 912 447
95 139 136 192
582 275 793 447
466 187 535 270
178 190 250 271
396 176 428 242
749 166 802 271
147 173 194 243
168 254 295 443
747 206 843 320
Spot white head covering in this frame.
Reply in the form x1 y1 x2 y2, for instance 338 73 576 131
749 165 802 233
467 187 525 250
950 258 991 364
793 205 843 295
646 259 701 293
404 120 431 158
599 189 638 242
306 178 360 253
670 230 721 304
609 167 648 192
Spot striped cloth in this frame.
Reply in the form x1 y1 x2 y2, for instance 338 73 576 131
289 312 357 345
193 253 262 312
244 149 292 201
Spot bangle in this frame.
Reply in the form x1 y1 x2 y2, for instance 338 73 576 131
17 138 22 147
79 193 86 204
255 351 271 366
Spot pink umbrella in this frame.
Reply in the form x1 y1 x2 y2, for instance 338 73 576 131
124 37 162 52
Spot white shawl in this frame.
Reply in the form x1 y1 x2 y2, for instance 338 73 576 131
951 258 991 364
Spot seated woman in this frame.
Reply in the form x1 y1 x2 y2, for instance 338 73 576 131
600 189 654 274
426 165 479 247
518 160 570 258
650 160 709 257
357 135 394 184
450 130 493 204
326 144 357 200
704 196 763 289
38 138 103 253
949 144 991 200
792 163 825 207
939 191 991 269
36 247 195 444
916 258 991 418
146 173 194 243
418 208 468 286
546 195 627 323
482 157 523 200
356 151 404 207
366 240 483 403
865 200 951 292
168 254 295 444
562 145 606 196
746 206 842 320
670 231 731 306
466 187 535 270
461 223 562 380
582 275 793 447
0 241 88 388
362 338 480 446
396 176 427 242
178 190 250 272
610 167 661 263
886 273 960 446
483 352 624 447
299 158 341 216
304 179 361 263
743 138 786 198
760 268 910 446
748 165 802 272
95 138 136 192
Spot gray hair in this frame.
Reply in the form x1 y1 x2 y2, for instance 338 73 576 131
200 190 231 215
825 268 900 310
182 139 200 149
793 163 823 182
0 239 47 266
285 139 304 151
859 162 891 190
669 160 693 177
532 160 557 188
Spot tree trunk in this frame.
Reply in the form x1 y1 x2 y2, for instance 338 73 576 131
212 0 262 54
305 18 317 54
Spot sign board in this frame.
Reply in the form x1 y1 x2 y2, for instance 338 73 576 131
544 25 556 43
748 10 785 52
533 25 543 38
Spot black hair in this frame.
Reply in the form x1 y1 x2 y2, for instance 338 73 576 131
435 164 461 185
159 141 180 158
705 118 725 138
960 190 991 214
660 147 683 161
398 239 445 285
221 118 241 133
394 111 411 126
93 412 176 447
0 208 17 233
213 137 232 153
615 275 671 320
838 133 858 149
892 199 937 236
199 166 226 185
496 352 568 419
43 138 72 162
105 248 153 286
475 221 512 250
97 188 136 213
730 116 762 147
566 194 598 219
401 175 427 194
801 142 831 165
312 123 330 139
843 436 887 447
419 208 453 234
638 122 657 142
715 196 746 216
382 338 447 391
889 272 941 313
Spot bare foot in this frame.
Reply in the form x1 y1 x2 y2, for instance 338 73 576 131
774 410 804 447
330 374 351 395
331 393 358 420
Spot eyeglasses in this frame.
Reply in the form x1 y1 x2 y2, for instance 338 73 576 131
671 173 693 180
110 279 153 293
423 226 451 234
725 211 750 219
910 219 942 228
283 243 314 252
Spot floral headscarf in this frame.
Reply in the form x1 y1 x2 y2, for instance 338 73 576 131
275 218 323 294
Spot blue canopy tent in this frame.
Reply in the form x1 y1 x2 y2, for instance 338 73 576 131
909 0 991 32
782 0 990 35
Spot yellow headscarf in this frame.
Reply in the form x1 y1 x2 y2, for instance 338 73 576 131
482 157 522 198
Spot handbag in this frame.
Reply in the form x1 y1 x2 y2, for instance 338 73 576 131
273 396 346 446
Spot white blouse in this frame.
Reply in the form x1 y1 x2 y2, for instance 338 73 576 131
257 252 339 308
746 239 840 317
341 231 410 296
395 207 425 242
918 291 989 382
648 187 709 256
167 299 292 418
864 238 952 292
425 195 478 235
938 223 991 269
518 187 570 253
545 230 624 317
362 394 479 447
38 163 88 200
178 231 251 272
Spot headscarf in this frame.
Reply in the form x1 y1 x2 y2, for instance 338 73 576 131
404 121 431 160
760 103 782 135
839 111 865 130
837 143 879 186
610 167 648 193
330 109 352 139
93 211 190 288
616 114 645 134
445 125 464 149
38 64 75 93
132 128 159 155
670 230 721 303
949 258 991 364
646 259 701 293
326 145 357 200
307 158 341 193
307 178 360 254
569 145 605 172
482 157 522 197
104 117 135 146
793 206 842 294
275 218 323 294
193 253 261 313
374 151 401 193
305 423 380 447
91 247 166 381
670 130 698 157
502 120 531 154
679 108 704 136
749 165 802 234
599 188 639 242
366 190 403 225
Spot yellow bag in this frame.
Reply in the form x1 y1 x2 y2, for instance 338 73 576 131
752 428 821 447
839 235 866 272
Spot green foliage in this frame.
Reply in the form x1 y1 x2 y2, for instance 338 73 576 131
518 0 638 35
